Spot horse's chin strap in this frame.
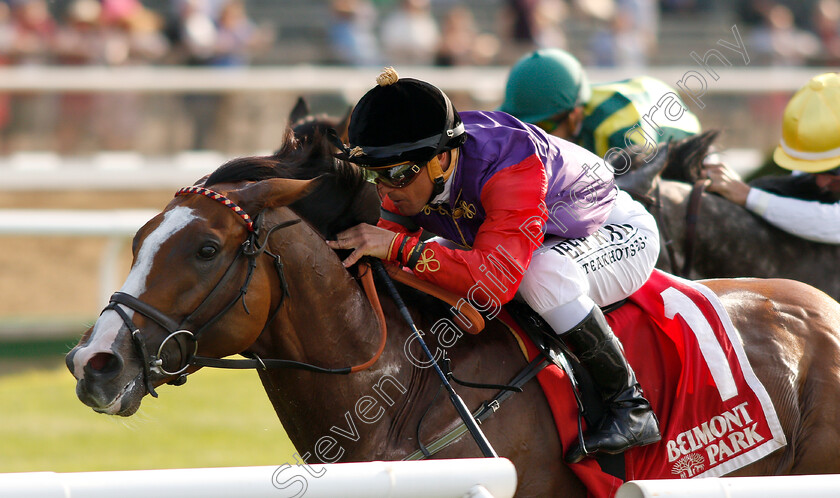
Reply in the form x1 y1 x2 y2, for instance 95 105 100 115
104 300 162 398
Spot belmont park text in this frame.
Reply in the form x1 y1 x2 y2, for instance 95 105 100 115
666 401 764 466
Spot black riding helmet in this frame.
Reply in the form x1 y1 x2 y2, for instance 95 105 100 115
340 68 467 174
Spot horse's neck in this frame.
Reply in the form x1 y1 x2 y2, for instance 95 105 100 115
250 214 425 459
250 214 376 359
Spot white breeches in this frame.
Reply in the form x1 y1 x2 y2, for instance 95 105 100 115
517 190 660 332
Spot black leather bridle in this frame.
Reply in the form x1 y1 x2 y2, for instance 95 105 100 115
100 186 305 397
101 185 388 401
103 201 301 397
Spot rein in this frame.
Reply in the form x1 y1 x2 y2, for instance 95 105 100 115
105 186 388 397
680 179 709 278
624 178 707 278
193 262 386 375
622 180 680 276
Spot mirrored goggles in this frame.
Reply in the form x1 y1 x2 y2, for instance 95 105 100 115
371 161 424 188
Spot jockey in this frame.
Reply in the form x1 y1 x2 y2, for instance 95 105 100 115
327 67 662 463
498 48 701 161
704 72 840 244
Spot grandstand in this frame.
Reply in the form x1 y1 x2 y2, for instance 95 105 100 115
34 0 825 66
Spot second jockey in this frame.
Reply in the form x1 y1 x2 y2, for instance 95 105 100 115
498 48 701 163
327 67 662 463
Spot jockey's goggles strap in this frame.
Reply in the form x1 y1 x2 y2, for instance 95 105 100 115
175 186 255 232
780 137 840 162
344 122 465 160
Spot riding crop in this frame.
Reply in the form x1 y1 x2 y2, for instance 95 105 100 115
370 259 499 458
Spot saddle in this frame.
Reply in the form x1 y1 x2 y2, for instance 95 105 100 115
505 299 631 479
385 265 787 496
382 261 619 420
384 261 628 477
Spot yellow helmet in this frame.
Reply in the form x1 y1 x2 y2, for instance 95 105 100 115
773 73 840 173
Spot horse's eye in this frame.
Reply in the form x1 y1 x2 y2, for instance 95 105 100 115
197 245 218 260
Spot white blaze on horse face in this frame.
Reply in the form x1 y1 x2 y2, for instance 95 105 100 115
121 206 198 295
72 207 199 379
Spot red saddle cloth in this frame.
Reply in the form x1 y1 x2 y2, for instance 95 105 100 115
501 269 786 498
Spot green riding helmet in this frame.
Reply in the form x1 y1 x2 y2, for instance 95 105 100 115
498 48 592 123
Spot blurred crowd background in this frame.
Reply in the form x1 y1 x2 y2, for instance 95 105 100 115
1 0 837 68
0 0 837 365
0 0 836 156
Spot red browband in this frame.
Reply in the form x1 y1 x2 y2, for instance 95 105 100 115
175 186 255 232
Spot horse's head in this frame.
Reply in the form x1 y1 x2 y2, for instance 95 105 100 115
615 130 720 199
288 96 353 144
66 131 378 416
65 177 315 415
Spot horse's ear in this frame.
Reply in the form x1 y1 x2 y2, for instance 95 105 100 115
335 105 353 142
232 177 319 214
664 130 720 182
289 97 310 126
193 174 210 187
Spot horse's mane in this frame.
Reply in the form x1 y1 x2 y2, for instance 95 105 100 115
661 130 719 183
205 128 448 320
204 129 380 239
615 130 726 203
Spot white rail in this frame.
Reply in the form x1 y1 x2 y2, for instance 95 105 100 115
0 458 517 498
0 151 222 190
0 209 156 237
0 209 156 306
0 66 829 97
616 475 840 498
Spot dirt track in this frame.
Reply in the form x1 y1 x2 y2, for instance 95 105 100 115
0 190 174 319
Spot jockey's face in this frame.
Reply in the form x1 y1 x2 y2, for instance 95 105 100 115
536 106 584 140
377 152 450 216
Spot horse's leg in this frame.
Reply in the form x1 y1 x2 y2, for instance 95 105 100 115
703 278 840 475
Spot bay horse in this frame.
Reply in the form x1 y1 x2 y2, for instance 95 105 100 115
616 131 840 302
65 130 840 497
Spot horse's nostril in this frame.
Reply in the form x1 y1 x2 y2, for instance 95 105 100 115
87 352 122 375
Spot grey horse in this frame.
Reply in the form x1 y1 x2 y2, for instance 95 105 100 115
615 131 840 301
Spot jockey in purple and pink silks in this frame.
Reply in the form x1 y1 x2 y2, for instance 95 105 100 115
327 67 662 463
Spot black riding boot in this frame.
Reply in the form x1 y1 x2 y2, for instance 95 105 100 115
560 307 660 464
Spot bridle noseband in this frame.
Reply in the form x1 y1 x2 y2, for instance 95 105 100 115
102 186 387 398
